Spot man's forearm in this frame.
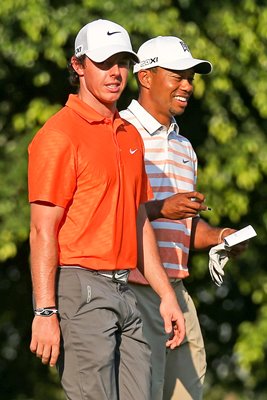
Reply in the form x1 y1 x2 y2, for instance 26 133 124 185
30 202 64 307
30 231 59 308
137 204 186 346
190 217 232 250
137 204 173 297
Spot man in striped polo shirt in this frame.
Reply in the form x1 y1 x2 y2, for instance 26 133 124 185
120 36 241 400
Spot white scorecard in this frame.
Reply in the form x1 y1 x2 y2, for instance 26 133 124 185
224 225 257 247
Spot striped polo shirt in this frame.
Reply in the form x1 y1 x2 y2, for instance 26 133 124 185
120 99 197 280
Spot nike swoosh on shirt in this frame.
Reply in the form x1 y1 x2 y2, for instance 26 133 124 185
182 159 190 163
130 149 138 154
107 31 121 36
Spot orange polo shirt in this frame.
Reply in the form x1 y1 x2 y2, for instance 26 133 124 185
28 94 152 270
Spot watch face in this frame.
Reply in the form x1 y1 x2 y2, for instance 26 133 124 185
41 309 55 316
35 308 58 317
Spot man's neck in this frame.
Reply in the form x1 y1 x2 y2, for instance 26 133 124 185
78 90 116 119
137 96 171 128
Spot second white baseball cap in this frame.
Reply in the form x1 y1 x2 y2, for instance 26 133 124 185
133 36 212 74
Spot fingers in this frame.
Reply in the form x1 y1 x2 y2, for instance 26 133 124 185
31 341 60 366
162 191 208 219
187 191 205 203
165 320 185 349
30 316 60 367
30 338 49 364
39 345 52 365
163 316 173 336
186 192 210 211
36 343 47 364
49 344 60 367
162 307 186 349
30 336 37 355
182 192 207 210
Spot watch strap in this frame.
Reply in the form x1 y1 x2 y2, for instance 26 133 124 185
34 307 59 317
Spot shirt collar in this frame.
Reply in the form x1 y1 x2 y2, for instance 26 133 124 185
127 99 180 136
66 94 123 130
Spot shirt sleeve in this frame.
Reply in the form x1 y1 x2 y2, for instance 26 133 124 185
139 136 154 204
28 128 77 208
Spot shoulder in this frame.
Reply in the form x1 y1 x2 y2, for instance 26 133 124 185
120 117 142 141
30 105 82 148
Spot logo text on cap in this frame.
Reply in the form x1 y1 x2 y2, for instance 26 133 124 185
75 45 82 55
139 57 158 68
179 41 190 53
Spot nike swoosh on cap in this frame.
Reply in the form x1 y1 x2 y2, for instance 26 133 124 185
107 31 121 36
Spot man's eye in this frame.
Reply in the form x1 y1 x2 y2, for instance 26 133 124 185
98 61 109 69
119 60 130 68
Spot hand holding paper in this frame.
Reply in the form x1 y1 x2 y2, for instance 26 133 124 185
223 225 257 247
209 225 257 286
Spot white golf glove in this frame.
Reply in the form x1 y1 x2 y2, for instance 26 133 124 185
209 243 231 287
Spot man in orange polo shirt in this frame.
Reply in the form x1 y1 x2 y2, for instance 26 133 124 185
28 20 185 400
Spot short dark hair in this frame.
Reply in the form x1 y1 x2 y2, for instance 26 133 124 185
68 55 87 86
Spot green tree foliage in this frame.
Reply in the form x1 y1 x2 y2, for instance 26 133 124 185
0 0 267 399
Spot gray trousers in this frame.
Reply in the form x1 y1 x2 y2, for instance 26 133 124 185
57 268 151 400
129 280 206 400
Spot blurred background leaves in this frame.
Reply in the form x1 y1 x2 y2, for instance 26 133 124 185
0 0 267 399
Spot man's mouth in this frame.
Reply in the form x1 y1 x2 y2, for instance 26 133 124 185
174 95 188 102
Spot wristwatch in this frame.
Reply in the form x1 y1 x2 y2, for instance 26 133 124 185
34 307 59 317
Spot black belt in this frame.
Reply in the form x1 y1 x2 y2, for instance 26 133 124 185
60 266 130 284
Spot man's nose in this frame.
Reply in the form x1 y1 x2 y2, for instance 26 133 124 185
109 63 120 75
181 78 193 91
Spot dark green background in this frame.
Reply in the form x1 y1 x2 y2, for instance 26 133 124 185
1 1 267 399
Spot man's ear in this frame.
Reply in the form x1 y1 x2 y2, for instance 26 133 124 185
71 56 85 76
137 70 152 89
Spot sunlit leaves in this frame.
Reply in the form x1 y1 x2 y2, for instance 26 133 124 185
0 0 266 399
234 305 267 387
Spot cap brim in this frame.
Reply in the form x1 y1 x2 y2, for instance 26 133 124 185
160 58 212 74
134 58 212 74
86 46 139 63
191 60 213 74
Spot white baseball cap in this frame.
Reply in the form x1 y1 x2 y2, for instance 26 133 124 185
133 36 212 74
74 19 139 63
